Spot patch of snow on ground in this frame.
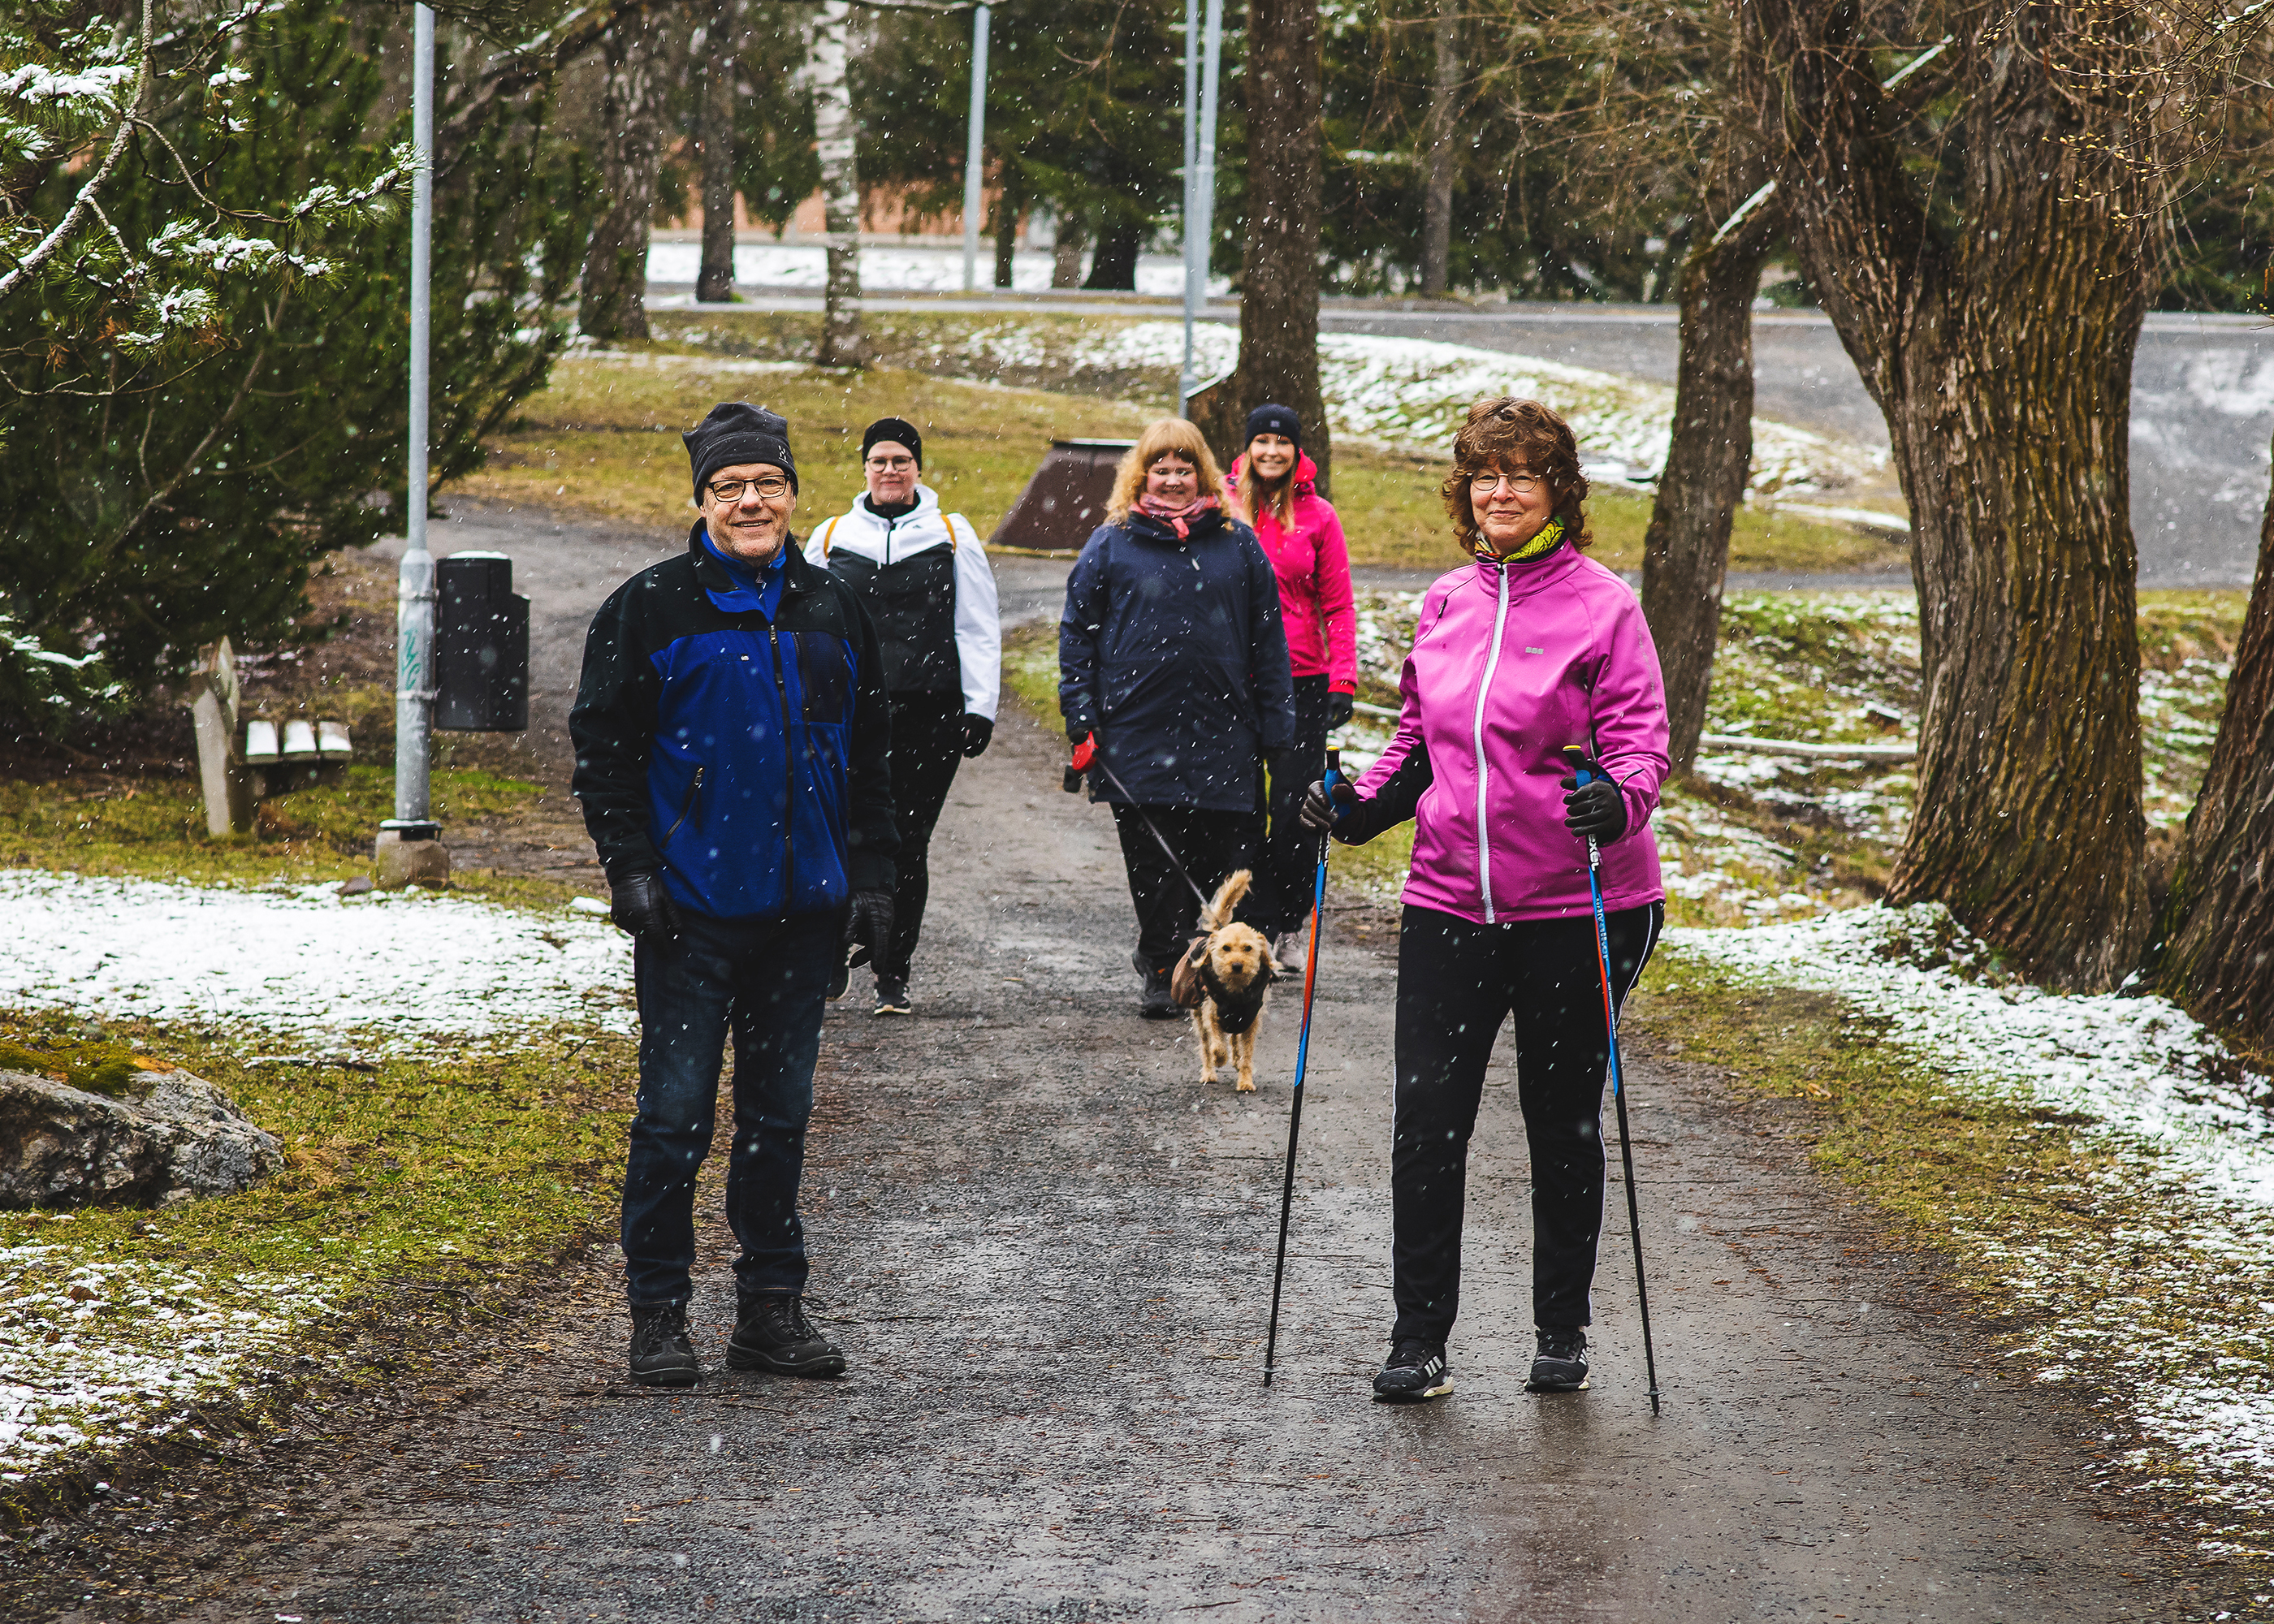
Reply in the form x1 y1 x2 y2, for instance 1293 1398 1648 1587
0 870 633 1043
644 242 1221 300
1053 323 1883 496
1673 904 2274 1527
0 1246 328 1478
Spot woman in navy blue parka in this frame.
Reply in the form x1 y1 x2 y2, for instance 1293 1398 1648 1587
1058 418 1297 1017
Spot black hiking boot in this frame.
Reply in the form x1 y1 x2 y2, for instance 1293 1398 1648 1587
872 974 912 1016
1135 952 1178 1020
726 1295 847 1378
1528 1328 1589 1393
627 1301 698 1388
1372 1339 1452 1403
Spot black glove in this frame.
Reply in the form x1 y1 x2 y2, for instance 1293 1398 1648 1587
1560 755 1628 844
962 714 994 758
1067 727 1091 749
608 869 682 939
842 888 896 970
1325 690 1355 729
1299 777 1360 833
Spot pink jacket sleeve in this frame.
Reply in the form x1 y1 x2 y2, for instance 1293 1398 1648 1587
1313 501 1358 691
1355 581 1444 797
1586 590 1671 842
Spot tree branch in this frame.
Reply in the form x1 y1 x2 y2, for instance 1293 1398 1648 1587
0 0 153 304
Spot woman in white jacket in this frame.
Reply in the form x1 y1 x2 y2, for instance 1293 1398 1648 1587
804 417 1001 1014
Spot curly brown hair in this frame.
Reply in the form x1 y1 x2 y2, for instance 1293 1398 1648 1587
1438 397 1592 557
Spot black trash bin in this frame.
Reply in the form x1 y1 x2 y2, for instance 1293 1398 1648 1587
434 551 530 732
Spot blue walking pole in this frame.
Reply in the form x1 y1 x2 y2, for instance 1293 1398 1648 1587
1563 745 1663 1415
1264 747 1339 1386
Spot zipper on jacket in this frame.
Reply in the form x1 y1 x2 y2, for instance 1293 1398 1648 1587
661 766 705 847
1472 559 1513 922
770 623 796 901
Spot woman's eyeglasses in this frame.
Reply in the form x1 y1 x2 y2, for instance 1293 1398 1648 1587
865 456 916 473
1471 472 1541 495
706 475 792 502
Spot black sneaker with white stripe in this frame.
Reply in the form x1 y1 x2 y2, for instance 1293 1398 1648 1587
1528 1328 1589 1392
1372 1339 1452 1403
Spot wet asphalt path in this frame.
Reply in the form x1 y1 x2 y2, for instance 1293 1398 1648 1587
155 681 2205 1622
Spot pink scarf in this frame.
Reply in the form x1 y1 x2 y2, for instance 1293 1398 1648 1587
1135 491 1221 539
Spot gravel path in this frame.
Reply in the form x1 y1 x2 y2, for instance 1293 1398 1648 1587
15 701 2219 1622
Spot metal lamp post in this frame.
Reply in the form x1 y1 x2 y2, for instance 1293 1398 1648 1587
379 2 447 888
960 4 991 294
1177 0 1225 418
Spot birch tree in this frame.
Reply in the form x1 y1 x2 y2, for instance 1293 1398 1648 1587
811 0 862 366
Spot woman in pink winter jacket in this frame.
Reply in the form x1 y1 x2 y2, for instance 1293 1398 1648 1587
1226 403 1357 965
1301 397 1669 1406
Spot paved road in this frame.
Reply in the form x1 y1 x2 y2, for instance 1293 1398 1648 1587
15 508 2224 1620
677 288 2272 586
98 701 2191 1622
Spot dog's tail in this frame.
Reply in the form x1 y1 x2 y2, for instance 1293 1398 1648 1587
1202 868 1253 933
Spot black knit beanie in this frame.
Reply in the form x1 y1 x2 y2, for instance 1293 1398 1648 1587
861 417 923 468
685 402 797 497
1244 402 1301 451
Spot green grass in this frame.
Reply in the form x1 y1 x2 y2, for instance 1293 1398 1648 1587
467 328 1904 577
0 762 574 907
466 356 1155 538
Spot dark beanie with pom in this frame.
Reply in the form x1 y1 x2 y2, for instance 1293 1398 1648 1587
684 402 797 497
1244 402 1301 450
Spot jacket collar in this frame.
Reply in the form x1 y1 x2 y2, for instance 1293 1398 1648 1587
1466 538 1582 598
687 521 811 614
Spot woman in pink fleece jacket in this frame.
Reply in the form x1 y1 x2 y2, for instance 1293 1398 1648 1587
1301 397 1669 1406
1226 403 1357 964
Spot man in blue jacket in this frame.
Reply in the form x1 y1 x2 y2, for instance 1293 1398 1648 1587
572 402 898 1387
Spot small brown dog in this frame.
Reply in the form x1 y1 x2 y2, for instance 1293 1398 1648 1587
1177 869 1277 1091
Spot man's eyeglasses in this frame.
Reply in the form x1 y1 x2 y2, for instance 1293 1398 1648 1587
865 456 916 473
706 475 792 503
1471 472 1542 495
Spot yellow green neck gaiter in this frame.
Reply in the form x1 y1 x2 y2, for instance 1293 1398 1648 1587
1481 516 1565 564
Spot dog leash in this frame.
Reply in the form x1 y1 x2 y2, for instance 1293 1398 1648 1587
1066 736 1213 911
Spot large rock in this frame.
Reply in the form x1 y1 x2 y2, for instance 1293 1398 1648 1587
0 1065 284 1209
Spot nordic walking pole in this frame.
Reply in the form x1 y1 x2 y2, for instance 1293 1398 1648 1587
1265 747 1339 1387
1563 745 1662 1415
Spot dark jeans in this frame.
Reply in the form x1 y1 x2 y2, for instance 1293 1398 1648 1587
622 909 837 1307
1256 673 1333 936
1390 901 1663 1344
1110 802 1259 970
881 690 965 983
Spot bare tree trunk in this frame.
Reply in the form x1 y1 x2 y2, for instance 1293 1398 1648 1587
1419 0 1459 297
1205 0 1329 491
2157 442 2274 1048
577 6 671 341
1740 0 2156 991
1083 216 1143 291
695 0 741 305
811 0 862 367
1641 192 1780 779
1052 213 1087 288
992 177 1020 290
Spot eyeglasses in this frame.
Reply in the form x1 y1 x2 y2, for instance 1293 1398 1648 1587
865 456 916 473
1470 472 1542 495
706 475 792 503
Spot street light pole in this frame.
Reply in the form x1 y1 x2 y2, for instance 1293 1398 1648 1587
960 3 991 294
1177 0 1199 416
382 2 445 887
1178 0 1225 419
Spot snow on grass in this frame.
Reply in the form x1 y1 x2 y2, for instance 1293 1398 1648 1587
0 869 633 1045
881 318 1883 498
0 1246 331 1479
1673 903 2274 1535
644 241 1216 299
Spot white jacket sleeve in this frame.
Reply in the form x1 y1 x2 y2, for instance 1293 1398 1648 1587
949 514 1001 721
